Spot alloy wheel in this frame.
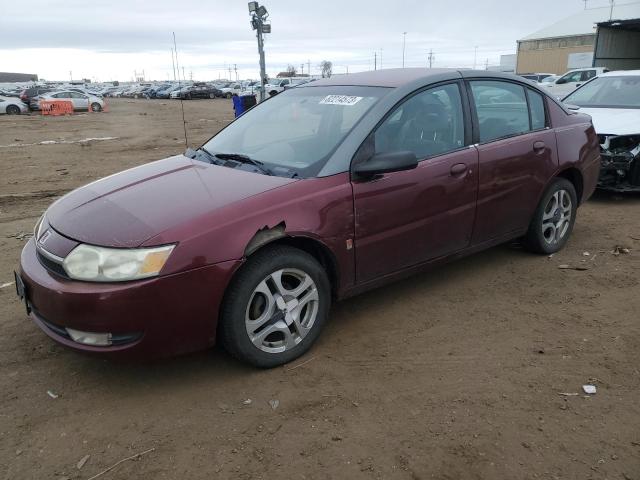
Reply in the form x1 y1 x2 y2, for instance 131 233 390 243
245 268 319 354
542 189 572 245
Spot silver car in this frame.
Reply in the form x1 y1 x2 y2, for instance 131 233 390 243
0 96 29 115
33 91 105 112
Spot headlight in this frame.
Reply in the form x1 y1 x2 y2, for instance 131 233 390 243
63 244 175 282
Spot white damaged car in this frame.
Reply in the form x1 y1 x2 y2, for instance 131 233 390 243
563 70 640 192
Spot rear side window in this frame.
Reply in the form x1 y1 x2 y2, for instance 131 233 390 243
470 81 529 143
582 70 596 81
528 89 546 130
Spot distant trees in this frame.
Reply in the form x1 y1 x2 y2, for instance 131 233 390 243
286 64 297 77
319 60 333 78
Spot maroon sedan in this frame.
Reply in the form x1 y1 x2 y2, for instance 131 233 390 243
17 69 600 367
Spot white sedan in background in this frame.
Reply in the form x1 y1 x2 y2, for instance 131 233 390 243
563 70 640 192
32 91 105 112
0 96 29 115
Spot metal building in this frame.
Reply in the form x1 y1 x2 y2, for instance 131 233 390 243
594 18 640 70
516 4 640 75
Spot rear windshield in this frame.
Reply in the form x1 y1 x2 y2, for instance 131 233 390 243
563 75 640 108
202 86 388 177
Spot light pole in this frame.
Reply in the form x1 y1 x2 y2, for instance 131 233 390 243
402 32 407 68
473 45 478 69
249 2 271 102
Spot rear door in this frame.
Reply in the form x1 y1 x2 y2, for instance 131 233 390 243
352 82 478 283
467 79 557 244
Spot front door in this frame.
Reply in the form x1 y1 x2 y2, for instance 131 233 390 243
352 82 478 283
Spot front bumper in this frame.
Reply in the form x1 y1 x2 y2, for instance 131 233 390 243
19 239 241 359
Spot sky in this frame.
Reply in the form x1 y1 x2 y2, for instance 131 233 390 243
0 0 621 82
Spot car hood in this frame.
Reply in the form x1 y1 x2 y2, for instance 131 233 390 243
46 155 296 248
573 107 640 136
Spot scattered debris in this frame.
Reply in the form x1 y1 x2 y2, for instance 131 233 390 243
86 447 155 480
6 232 33 241
558 264 589 271
242 399 252 406
611 245 630 256
77 454 91 469
582 251 590 256
583 385 597 395
269 399 280 410
558 392 579 396
1 282 14 289
331 435 343 441
0 137 119 148
47 390 59 399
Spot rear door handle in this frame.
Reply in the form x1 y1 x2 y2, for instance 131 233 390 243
533 141 546 152
450 163 467 176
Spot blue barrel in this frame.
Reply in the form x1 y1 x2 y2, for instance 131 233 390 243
233 94 257 118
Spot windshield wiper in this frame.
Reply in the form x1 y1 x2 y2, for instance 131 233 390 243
213 153 273 176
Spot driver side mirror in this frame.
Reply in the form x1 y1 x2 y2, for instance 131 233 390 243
353 151 418 179
555 78 567 85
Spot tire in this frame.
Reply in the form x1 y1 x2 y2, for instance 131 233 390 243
187 94 192 100
90 102 102 112
219 245 331 368
6 105 20 115
209 93 215 99
134 94 139 99
523 178 577 254
226 92 232 99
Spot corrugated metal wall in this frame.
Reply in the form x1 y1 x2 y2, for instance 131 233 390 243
516 41 595 75
594 25 640 70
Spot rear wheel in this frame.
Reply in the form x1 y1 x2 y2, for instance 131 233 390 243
219 245 331 368
90 102 102 112
6 104 20 115
524 178 577 254
225 92 232 99
209 93 215 99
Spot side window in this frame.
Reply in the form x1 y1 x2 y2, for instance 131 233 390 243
373 83 465 160
470 81 529 143
563 71 583 83
582 70 596 81
528 89 546 130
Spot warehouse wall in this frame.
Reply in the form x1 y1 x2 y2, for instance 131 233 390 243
516 35 595 74
594 25 640 70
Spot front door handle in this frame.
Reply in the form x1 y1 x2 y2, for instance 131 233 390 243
450 163 467 176
533 141 546 152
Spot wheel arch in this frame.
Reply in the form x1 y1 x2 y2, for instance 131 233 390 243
243 226 339 297
556 167 584 204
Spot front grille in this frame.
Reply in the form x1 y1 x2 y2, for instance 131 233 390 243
37 312 143 346
36 250 69 279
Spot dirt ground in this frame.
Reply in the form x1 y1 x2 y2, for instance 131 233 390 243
1 99 639 480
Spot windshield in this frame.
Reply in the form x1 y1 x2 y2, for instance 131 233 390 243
564 75 640 108
202 86 388 177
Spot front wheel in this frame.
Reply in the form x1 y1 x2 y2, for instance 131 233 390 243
219 245 331 368
209 93 215 99
6 105 21 115
524 178 577 254
90 102 102 112
225 92 232 99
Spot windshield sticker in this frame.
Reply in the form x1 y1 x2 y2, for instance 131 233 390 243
320 95 363 106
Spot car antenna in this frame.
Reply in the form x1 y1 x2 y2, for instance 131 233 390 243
173 31 189 148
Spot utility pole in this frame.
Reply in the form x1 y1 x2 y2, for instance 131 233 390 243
380 48 383 69
69 71 72 82
484 58 489 70
427 49 434 68
171 49 177 80
182 66 185 82
300 63 304 75
307 59 311 76
583 0 588 9
234 64 238 81
609 0 615 20
249 2 271 102
473 46 478 69
374 51 377 71
402 32 407 68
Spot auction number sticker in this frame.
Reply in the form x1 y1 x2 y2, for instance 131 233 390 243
320 95 363 106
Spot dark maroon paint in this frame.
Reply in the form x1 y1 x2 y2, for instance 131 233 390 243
18 70 601 359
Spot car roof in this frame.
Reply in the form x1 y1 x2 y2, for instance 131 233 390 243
303 68 536 88
599 70 640 76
